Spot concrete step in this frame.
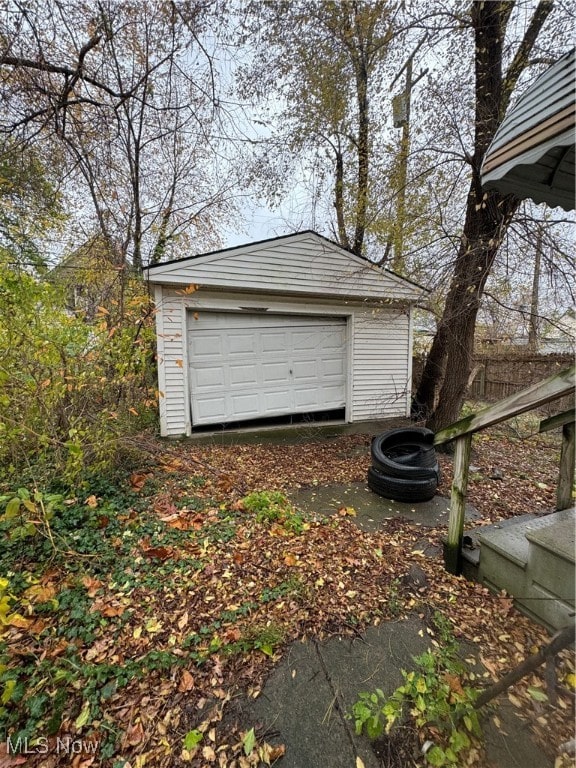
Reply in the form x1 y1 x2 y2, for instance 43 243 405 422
523 513 575 629
462 513 538 568
476 508 575 630
527 514 575 597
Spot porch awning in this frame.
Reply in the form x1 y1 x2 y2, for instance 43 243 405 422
481 48 575 212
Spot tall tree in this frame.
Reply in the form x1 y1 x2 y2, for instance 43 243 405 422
239 0 401 256
412 0 555 431
0 142 63 269
0 0 237 271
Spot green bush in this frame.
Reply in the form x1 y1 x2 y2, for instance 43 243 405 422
0 260 156 487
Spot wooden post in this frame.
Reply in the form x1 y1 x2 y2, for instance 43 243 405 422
557 422 575 511
539 410 575 512
444 434 472 575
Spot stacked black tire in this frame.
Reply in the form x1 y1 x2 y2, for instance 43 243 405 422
368 427 440 503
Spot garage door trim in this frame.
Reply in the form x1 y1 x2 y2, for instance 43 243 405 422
186 311 349 426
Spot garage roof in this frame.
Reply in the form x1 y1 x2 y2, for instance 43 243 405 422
144 230 427 302
481 48 575 211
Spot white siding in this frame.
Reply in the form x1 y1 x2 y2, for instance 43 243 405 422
145 232 424 302
155 287 189 436
155 288 412 435
351 307 411 421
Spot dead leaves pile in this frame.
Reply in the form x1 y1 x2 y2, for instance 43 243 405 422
1 426 573 767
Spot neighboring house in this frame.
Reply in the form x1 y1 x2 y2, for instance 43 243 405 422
143 230 427 436
540 308 576 353
49 235 125 319
472 310 576 354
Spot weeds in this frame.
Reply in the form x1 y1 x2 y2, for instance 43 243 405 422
350 612 482 767
240 490 307 534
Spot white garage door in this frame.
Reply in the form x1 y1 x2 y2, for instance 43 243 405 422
187 312 347 426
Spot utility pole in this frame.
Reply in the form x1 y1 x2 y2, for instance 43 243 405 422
391 39 427 273
528 226 542 350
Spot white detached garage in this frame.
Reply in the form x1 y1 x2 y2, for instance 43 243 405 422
144 231 426 436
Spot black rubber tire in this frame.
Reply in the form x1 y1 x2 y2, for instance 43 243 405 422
374 442 437 468
371 428 433 464
371 428 438 480
367 466 438 503
371 453 440 481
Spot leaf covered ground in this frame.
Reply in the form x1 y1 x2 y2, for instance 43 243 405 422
0 423 574 768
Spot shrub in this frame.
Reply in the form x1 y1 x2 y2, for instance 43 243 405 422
0 261 156 488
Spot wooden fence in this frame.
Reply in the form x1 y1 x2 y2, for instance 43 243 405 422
413 352 574 412
468 353 574 411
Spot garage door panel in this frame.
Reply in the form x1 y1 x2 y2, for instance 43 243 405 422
195 395 227 420
292 360 318 380
193 335 223 356
323 330 346 350
293 387 319 408
261 331 288 353
196 367 225 388
323 358 345 376
262 361 290 382
230 393 260 417
229 333 257 355
318 388 346 408
230 363 258 386
263 390 292 411
187 312 346 426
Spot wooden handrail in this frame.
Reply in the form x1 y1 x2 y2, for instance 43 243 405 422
539 409 575 433
439 364 575 574
434 365 575 446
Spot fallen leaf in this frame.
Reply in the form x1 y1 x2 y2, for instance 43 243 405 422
178 670 195 692
243 728 256 756
141 545 173 561
508 693 523 708
23 583 56 603
145 617 163 634
130 473 149 491
167 517 191 531
527 686 548 702
201 745 216 762
123 721 145 747
85 639 110 662
91 598 125 618
480 654 499 678
75 700 91 730
82 576 103 597
6 614 31 630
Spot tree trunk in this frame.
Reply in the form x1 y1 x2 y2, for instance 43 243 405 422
353 57 369 256
425 192 518 432
413 0 552 431
334 146 350 251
